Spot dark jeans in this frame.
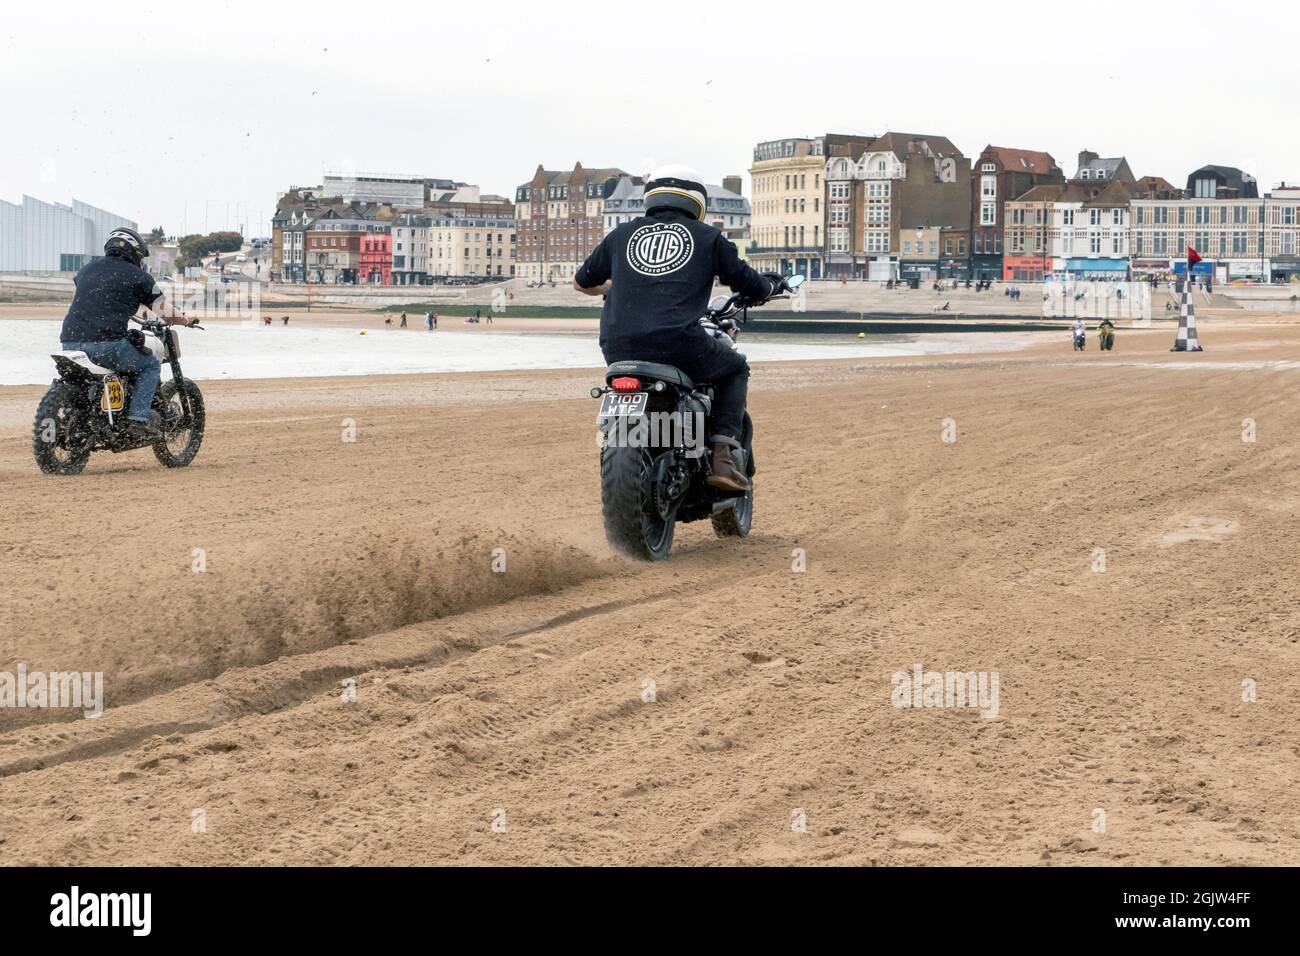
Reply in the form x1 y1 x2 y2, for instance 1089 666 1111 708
606 330 750 441
62 339 161 421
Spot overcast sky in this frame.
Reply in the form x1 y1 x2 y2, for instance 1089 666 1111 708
2 0 1293 237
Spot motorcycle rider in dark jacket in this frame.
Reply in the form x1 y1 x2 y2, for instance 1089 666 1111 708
59 227 193 438
573 165 777 493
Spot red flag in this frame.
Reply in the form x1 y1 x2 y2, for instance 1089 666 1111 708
1187 246 1203 264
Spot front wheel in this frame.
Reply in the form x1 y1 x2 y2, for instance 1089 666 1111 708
32 381 91 476
600 442 675 561
152 377 206 468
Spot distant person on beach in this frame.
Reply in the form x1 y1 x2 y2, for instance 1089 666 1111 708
424 311 432 331
433 313 438 330
400 312 407 327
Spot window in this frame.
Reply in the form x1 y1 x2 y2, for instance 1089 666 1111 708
1062 209 1075 225
980 201 996 226
1089 209 1101 226
1112 209 1123 226
1090 233 1101 254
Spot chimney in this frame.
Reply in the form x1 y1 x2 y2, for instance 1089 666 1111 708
722 175 743 196
1077 149 1098 172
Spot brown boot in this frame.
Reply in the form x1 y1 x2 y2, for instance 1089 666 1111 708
707 441 751 493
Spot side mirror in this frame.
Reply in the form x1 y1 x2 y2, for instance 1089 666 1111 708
708 294 732 312
786 274 806 291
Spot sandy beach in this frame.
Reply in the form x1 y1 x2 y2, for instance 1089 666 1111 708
1 311 1298 866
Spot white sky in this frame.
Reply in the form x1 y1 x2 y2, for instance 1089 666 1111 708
1 0 1293 237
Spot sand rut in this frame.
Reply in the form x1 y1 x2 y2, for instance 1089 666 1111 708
0 530 609 734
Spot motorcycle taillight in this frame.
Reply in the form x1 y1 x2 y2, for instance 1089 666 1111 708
610 376 641 392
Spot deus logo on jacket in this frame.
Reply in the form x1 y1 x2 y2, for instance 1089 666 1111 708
626 221 694 276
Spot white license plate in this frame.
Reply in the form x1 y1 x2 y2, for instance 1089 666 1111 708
598 392 647 419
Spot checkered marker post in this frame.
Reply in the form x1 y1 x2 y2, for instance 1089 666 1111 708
1172 247 1205 352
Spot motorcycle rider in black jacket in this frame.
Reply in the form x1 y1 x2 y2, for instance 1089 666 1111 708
573 165 777 493
59 227 193 439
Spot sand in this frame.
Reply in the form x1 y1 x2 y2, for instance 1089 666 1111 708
1 315 1298 866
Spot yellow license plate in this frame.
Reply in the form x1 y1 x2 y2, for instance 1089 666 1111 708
100 377 125 412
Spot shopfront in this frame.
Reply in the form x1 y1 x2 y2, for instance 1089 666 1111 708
1270 258 1300 283
1131 258 1173 279
1063 258 1129 280
1003 255 1050 282
1226 260 1267 283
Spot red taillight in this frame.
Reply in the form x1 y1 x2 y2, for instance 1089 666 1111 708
611 376 641 392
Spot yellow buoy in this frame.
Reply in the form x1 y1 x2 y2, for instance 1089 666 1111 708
857 332 866 338
360 330 368 336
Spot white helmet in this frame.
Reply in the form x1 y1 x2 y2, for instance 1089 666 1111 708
643 165 708 220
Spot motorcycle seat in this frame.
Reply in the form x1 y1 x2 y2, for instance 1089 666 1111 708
605 361 694 389
52 350 115 376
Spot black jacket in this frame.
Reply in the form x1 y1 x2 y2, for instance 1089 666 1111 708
61 256 163 344
575 209 772 359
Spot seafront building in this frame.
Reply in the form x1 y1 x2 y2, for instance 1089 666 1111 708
0 195 136 272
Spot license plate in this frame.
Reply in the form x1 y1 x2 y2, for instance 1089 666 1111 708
100 377 125 412
598 391 647 419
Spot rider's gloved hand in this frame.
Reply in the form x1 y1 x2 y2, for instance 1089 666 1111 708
761 273 786 297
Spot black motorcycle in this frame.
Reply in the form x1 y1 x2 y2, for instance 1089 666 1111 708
33 317 206 476
1073 329 1086 351
593 275 803 560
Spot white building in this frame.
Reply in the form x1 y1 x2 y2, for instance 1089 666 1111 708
602 175 750 237
1130 185 1300 282
0 195 136 272
391 213 431 285
321 173 481 209
1050 180 1131 278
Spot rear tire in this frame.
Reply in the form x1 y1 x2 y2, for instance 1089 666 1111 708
600 440 675 561
152 377 206 468
711 488 753 537
32 382 91 476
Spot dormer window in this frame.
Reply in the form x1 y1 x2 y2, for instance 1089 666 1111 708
1081 169 1091 180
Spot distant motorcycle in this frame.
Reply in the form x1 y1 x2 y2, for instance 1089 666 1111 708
32 317 205 475
592 275 803 560
1073 329 1086 351
1099 326 1115 351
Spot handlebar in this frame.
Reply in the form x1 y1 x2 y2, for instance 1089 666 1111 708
132 315 203 331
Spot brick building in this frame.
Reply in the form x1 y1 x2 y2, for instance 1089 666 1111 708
970 146 1063 281
514 163 629 283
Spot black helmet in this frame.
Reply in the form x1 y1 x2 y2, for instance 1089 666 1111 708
643 165 708 220
104 227 149 265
